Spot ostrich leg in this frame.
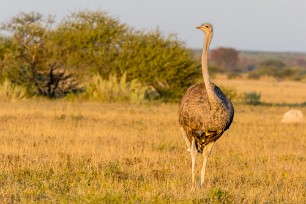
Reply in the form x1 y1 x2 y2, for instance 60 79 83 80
180 127 191 152
190 137 198 190
199 142 214 187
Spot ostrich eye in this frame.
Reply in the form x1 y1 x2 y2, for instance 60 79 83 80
205 25 209 28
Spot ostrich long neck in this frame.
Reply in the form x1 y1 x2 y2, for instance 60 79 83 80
201 32 219 104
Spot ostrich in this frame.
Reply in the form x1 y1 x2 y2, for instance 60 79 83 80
178 23 234 190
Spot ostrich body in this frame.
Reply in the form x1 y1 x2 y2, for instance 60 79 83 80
178 23 234 189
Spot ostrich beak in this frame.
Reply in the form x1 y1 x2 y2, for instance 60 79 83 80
196 26 201 29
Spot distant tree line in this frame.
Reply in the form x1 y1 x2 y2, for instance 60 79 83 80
0 11 199 101
247 59 306 80
197 47 306 81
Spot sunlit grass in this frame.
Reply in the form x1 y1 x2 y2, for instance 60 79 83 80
0 100 305 203
80 73 148 103
0 79 27 101
214 75 306 104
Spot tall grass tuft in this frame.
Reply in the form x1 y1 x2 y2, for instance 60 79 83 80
82 73 148 103
0 79 27 100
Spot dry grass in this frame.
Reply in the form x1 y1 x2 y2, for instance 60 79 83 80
0 99 305 203
214 75 306 104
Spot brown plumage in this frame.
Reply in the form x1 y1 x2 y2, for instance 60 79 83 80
179 82 234 152
178 23 234 190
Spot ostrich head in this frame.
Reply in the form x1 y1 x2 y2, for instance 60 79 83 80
196 23 213 34
196 23 213 51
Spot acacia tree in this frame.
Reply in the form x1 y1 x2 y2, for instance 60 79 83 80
0 12 53 87
0 12 80 98
0 36 13 80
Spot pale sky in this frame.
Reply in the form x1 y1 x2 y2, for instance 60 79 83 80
1 0 306 52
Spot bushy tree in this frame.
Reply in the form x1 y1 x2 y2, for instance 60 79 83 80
0 12 80 98
53 10 129 77
54 11 199 100
0 36 13 80
0 10 200 101
0 12 53 89
117 31 199 100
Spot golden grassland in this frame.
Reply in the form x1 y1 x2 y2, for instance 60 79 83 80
214 75 306 104
0 79 306 203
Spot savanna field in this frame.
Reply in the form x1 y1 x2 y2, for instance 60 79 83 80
0 78 306 203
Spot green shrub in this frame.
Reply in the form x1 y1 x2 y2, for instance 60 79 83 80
116 30 199 101
243 92 261 105
207 188 234 204
0 79 27 100
193 188 234 204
